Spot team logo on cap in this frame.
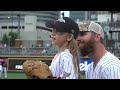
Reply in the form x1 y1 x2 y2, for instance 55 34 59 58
71 29 74 34
56 18 66 23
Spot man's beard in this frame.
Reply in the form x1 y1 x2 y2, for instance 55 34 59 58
79 38 95 57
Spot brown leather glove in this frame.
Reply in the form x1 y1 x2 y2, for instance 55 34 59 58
22 60 53 79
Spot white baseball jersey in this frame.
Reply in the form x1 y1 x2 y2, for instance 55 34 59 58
86 51 120 79
49 49 78 79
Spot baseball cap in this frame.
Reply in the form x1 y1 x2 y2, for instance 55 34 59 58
45 17 79 39
79 21 104 39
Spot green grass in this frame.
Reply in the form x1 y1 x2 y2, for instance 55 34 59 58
81 74 85 79
0 72 85 79
1 72 26 79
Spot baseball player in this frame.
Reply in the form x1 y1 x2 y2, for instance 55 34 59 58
45 17 81 79
0 58 3 77
76 21 120 79
0 58 7 79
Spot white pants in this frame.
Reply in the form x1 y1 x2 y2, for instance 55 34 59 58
0 65 2 71
0 65 7 78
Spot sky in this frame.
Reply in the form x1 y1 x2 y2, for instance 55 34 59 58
61 11 70 17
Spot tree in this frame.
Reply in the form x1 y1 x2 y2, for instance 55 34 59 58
8 31 18 47
2 34 8 45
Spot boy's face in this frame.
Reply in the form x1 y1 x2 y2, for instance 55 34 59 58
51 29 70 48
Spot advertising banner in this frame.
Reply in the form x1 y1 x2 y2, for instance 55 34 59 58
8 59 51 71
80 58 92 74
7 58 93 73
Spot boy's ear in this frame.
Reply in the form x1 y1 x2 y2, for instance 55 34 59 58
67 34 73 41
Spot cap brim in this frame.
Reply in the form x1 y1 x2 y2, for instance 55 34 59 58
45 21 58 32
45 21 55 28
45 21 65 32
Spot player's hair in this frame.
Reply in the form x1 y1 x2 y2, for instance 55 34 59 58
62 37 81 79
69 39 81 79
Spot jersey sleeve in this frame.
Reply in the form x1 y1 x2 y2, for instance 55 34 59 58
60 54 76 79
60 54 72 74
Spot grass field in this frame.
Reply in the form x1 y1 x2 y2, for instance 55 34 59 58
1 72 26 79
0 72 85 79
81 74 85 79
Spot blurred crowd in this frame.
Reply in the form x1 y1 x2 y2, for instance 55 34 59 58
0 46 58 56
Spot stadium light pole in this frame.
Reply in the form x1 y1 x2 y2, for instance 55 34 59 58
61 12 64 17
8 35 11 54
17 14 20 39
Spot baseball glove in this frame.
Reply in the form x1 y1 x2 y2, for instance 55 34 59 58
22 60 53 79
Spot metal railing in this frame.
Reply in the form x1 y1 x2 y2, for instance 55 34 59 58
0 47 58 56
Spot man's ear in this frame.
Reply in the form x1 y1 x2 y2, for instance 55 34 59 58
95 34 101 41
67 34 73 41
